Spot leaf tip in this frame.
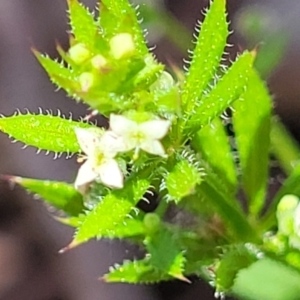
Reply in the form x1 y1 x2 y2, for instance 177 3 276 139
250 48 258 59
0 174 21 183
58 239 79 253
173 274 191 283
31 47 40 57
98 276 106 282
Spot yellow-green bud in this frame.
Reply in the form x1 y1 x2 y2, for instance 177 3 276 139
79 72 94 92
277 194 299 212
69 43 90 64
143 213 160 235
277 194 299 236
91 54 107 70
110 33 135 60
150 71 174 91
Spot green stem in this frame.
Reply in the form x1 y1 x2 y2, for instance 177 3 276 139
198 182 259 243
156 197 169 217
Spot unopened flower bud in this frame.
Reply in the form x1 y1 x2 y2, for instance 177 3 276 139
144 213 160 235
110 33 135 59
91 54 108 70
277 194 299 236
150 71 175 91
69 43 90 64
79 72 94 92
278 194 299 212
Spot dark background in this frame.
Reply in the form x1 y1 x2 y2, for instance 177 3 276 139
0 0 299 299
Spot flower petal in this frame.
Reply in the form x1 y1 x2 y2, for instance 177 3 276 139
97 158 124 189
74 161 98 194
75 127 103 155
139 119 171 140
141 140 166 157
100 131 124 158
117 136 137 152
110 114 137 136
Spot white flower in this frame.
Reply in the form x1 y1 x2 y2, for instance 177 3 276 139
109 114 171 157
74 127 124 193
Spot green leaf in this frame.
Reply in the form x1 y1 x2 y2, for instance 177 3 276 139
74 178 150 244
192 118 237 191
59 212 145 238
99 0 148 56
182 0 228 112
196 182 258 242
111 218 145 238
215 244 258 293
34 51 78 95
0 113 95 153
75 195 133 242
232 258 300 300
165 159 202 203
9 176 84 216
104 258 171 284
55 215 84 227
144 228 186 279
270 118 300 175
185 51 255 135
67 0 98 48
233 69 271 216
262 164 300 231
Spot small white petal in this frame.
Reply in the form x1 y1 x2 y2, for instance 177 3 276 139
75 127 103 155
74 161 98 194
117 137 137 152
140 120 171 140
97 158 124 189
141 140 166 156
100 131 124 158
110 114 137 136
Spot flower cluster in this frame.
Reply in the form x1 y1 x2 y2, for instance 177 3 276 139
74 114 171 193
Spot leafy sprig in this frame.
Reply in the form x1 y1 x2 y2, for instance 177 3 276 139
1 0 300 298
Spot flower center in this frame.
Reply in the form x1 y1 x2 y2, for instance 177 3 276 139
131 130 145 144
93 151 105 166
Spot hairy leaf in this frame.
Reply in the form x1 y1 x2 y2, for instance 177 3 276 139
186 51 255 135
110 218 145 238
192 118 237 192
74 178 150 243
68 0 98 48
144 228 186 279
215 244 258 293
34 51 78 95
9 176 84 216
182 0 228 111
104 258 171 284
0 113 94 153
166 159 202 203
233 69 271 215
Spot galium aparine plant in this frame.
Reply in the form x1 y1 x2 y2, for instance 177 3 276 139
1 0 300 298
